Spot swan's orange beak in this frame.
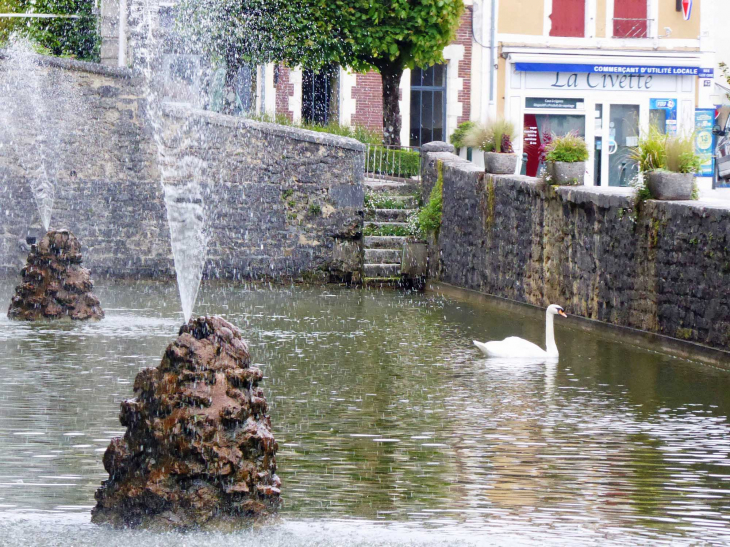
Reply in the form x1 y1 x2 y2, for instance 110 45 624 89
558 310 567 318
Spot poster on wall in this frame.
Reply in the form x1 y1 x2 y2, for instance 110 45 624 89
694 109 715 177
649 99 677 135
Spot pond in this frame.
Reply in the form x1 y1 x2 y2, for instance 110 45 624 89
0 280 728 546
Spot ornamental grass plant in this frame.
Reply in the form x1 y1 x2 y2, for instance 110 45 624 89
544 132 589 163
463 118 516 153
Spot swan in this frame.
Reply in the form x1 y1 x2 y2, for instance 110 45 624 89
474 305 567 359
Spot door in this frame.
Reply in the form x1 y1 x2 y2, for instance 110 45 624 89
410 65 446 147
604 104 640 187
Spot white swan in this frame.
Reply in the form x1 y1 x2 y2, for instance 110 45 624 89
474 305 567 359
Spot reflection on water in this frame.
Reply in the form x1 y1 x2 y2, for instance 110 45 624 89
0 280 728 545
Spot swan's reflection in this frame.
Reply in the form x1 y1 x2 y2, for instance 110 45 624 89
476 356 558 397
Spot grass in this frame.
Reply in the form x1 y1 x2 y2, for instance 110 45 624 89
544 133 589 163
363 224 411 237
364 192 415 210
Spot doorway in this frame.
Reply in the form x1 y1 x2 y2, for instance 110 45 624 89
302 65 338 125
600 103 640 187
410 64 447 147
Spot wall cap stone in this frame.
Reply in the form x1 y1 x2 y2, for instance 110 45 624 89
0 49 133 79
163 103 367 153
421 141 455 153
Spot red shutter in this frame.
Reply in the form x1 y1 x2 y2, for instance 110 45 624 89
550 0 586 37
613 0 648 38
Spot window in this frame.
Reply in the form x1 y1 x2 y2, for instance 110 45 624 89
549 0 585 38
302 65 338 125
410 65 446 147
613 0 648 38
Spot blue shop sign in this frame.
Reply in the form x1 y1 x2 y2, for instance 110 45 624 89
515 63 700 76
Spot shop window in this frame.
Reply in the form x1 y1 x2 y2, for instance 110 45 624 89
302 65 338 126
549 0 585 38
613 0 649 38
410 65 446 148
522 112 585 178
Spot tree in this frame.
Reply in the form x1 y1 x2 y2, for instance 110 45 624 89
4 0 99 60
320 0 465 146
176 0 464 146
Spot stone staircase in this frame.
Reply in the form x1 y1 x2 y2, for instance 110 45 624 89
363 179 419 286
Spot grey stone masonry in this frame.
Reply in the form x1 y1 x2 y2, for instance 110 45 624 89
423 150 730 353
0 54 365 282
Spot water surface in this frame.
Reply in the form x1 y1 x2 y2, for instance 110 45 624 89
0 280 728 545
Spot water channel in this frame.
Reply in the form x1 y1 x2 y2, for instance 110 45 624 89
0 280 728 545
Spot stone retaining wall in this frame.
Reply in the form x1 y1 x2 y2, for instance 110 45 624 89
0 54 364 281
423 149 730 353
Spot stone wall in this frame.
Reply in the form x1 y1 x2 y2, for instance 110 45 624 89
0 54 364 281
423 150 730 353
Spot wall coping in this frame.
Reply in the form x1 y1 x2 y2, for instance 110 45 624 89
0 49 133 79
163 103 367 153
427 149 730 213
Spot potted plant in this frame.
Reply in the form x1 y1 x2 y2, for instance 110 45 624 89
464 118 518 174
632 128 701 200
449 121 475 156
544 132 589 185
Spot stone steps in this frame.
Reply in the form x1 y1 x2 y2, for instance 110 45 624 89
365 209 415 222
364 263 401 278
365 180 420 194
364 236 408 249
363 179 420 286
365 249 401 264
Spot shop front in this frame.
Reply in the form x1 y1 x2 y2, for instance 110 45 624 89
504 53 702 186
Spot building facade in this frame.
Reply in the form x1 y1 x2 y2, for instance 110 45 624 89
102 0 718 186
492 0 716 188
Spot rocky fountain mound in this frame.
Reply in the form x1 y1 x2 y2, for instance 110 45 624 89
92 316 281 529
7 229 104 321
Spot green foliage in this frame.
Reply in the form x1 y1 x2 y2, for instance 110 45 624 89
363 223 411 237
366 147 420 178
308 203 322 217
449 121 475 150
463 118 516 153
665 134 701 174
544 133 589 163
631 127 701 174
417 160 443 235
2 0 99 60
248 114 381 145
281 189 294 200
365 192 413 210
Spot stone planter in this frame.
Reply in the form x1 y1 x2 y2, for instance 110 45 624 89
548 161 586 185
484 152 518 175
645 171 694 200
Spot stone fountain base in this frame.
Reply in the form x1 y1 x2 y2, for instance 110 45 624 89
92 316 280 530
7 229 104 321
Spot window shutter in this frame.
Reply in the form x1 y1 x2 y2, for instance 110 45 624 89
549 0 586 38
613 0 648 38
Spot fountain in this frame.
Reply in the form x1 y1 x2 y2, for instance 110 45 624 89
7 229 104 321
0 36 82 232
92 316 280 529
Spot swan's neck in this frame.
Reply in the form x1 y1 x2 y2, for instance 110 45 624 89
545 311 558 357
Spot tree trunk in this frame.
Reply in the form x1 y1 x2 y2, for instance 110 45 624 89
381 65 404 147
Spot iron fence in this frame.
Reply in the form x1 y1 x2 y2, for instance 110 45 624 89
365 144 421 182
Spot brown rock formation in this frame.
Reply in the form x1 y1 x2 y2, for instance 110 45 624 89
92 316 280 529
7 229 104 321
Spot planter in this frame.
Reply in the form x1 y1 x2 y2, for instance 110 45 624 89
484 152 518 175
645 171 694 200
548 161 586 185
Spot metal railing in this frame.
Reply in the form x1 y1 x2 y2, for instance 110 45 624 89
365 144 421 182
612 18 654 39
